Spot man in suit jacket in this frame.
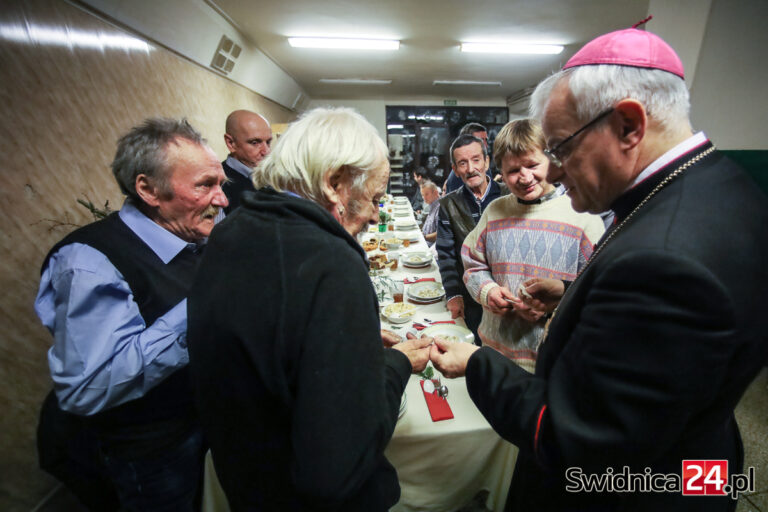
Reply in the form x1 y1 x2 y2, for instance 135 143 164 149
430 26 768 511
222 110 272 214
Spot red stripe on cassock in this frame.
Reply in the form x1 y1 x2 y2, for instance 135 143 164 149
534 404 547 455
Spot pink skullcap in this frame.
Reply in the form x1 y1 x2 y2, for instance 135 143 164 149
563 25 685 79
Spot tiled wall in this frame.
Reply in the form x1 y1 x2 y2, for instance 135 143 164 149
0 0 296 508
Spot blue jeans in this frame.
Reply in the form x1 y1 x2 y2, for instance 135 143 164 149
99 428 205 512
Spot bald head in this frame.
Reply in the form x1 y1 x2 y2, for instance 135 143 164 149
224 110 272 168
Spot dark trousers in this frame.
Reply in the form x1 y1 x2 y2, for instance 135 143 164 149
463 292 483 345
38 391 205 512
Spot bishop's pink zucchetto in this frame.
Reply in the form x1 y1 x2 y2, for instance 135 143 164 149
563 15 685 79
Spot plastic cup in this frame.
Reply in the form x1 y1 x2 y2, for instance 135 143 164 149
393 281 404 303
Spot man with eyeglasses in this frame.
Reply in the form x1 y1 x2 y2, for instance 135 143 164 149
430 25 768 511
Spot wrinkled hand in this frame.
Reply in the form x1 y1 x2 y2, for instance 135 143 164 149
380 329 403 348
520 278 565 313
486 286 516 316
391 332 432 373
429 336 479 378
446 296 465 319
512 300 546 323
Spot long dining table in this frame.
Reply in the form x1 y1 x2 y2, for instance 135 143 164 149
202 196 517 512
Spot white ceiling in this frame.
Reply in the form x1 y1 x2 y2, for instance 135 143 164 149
207 0 650 101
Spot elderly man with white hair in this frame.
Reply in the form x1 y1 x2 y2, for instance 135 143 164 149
188 107 431 511
431 25 768 511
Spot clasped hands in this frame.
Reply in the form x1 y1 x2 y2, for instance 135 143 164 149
486 279 558 322
385 330 479 378
388 277 565 378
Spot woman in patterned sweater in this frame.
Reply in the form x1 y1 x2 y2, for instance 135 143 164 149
461 119 605 372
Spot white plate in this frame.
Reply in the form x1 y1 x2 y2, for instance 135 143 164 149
393 211 411 218
393 197 409 204
402 261 431 269
401 251 432 266
394 223 418 232
382 237 403 250
398 231 421 242
382 302 417 323
422 324 475 344
407 281 445 302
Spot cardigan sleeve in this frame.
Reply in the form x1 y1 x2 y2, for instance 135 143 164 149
461 208 498 307
576 213 606 270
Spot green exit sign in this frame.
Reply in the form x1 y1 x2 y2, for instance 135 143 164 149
443 99 458 106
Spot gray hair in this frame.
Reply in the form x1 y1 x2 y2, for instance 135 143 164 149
111 118 204 202
420 180 440 193
530 65 691 134
253 107 388 211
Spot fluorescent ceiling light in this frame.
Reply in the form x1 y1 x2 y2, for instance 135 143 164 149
461 42 563 54
289 37 399 50
319 78 392 85
433 80 502 87
0 23 151 52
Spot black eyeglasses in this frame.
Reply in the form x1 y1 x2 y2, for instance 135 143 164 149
543 108 614 168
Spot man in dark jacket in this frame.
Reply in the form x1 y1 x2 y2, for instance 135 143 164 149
431 26 768 511
444 123 493 193
436 133 505 341
221 109 272 213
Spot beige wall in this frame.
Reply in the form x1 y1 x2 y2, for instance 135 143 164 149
0 0 295 509
78 0 308 110
689 0 768 149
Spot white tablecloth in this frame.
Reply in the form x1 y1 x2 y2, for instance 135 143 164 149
386 375 517 512
202 198 517 511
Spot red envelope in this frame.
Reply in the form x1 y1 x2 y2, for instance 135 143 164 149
420 380 454 421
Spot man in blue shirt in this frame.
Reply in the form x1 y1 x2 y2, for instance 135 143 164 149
436 134 506 342
420 179 441 246
221 109 272 214
35 118 228 511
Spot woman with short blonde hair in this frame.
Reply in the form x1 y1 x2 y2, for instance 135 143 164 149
462 118 605 372
189 107 431 510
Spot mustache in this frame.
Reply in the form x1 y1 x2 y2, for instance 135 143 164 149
201 205 220 219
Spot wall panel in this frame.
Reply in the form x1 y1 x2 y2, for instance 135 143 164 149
0 0 295 508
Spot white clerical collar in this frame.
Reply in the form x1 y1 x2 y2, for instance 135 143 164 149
628 132 709 191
